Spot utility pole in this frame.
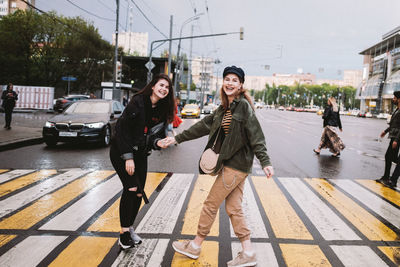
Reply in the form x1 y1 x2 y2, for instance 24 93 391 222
113 0 120 100
167 16 173 77
186 25 194 104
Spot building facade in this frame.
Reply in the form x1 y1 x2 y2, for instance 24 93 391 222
0 0 34 18
112 32 148 57
358 26 400 114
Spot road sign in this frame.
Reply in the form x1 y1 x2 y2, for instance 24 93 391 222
61 76 77 82
145 61 155 70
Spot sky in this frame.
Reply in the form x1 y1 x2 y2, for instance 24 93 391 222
36 0 400 79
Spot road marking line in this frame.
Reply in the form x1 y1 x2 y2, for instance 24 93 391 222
0 169 89 219
0 235 16 248
230 179 268 238
0 169 56 197
280 243 331 266
136 173 194 234
171 240 218 267
331 180 400 229
356 180 400 207
0 170 8 175
0 169 35 184
0 235 67 266
40 175 121 231
231 242 278 267
49 236 116 267
252 176 312 240
0 170 114 229
306 178 397 241
331 245 388 266
280 178 361 240
111 239 169 267
88 173 167 232
378 246 400 265
181 174 219 236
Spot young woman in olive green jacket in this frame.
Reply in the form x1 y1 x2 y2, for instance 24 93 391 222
163 66 274 267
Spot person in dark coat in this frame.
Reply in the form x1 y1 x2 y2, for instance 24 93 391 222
313 97 344 157
109 73 175 249
1 83 18 130
377 90 400 187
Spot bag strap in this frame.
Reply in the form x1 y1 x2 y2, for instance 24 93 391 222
211 126 221 150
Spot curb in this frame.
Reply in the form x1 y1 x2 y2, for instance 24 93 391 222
0 137 43 152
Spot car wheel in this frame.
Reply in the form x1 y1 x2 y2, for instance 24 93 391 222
44 138 57 147
102 125 111 146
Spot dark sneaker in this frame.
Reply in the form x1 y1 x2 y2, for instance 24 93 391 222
118 231 134 249
172 240 201 259
129 227 142 245
227 251 257 267
376 177 389 183
381 179 395 188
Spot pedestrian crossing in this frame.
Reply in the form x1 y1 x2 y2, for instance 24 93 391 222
0 169 400 266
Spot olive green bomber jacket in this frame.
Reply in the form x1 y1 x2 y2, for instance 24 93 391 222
175 96 271 174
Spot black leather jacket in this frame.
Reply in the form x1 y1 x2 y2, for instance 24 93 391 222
112 94 166 160
322 106 342 129
1 90 18 108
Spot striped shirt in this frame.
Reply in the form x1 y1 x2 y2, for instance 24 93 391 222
221 109 232 135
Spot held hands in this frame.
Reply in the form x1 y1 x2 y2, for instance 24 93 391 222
158 137 176 148
393 141 398 149
380 131 386 138
263 166 274 179
125 159 135 176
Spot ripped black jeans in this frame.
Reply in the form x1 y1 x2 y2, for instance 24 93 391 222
110 145 147 228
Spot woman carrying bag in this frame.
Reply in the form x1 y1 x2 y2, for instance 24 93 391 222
313 96 345 157
109 73 174 249
163 66 274 267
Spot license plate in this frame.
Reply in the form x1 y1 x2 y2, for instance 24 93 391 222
59 131 78 137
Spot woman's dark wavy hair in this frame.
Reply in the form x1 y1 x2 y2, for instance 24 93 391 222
135 73 175 123
6 83 13 90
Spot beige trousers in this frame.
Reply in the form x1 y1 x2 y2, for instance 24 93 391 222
197 166 250 242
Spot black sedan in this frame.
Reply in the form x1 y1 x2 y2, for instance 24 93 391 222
53 95 90 112
43 99 124 147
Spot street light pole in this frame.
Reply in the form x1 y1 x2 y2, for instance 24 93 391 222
113 0 120 100
174 14 203 97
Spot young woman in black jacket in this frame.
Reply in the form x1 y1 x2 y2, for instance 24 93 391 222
110 73 174 249
313 97 345 157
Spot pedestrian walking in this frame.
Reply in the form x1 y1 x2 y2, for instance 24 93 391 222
163 66 274 267
376 91 400 187
1 83 18 130
313 96 345 157
109 73 174 249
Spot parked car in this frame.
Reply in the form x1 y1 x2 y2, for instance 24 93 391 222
357 112 366 118
255 102 264 109
365 112 373 118
377 113 390 119
316 109 323 115
278 106 285 111
202 103 217 114
181 104 200 118
43 99 124 147
53 95 90 112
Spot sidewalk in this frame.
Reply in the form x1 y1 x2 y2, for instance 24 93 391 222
0 110 54 151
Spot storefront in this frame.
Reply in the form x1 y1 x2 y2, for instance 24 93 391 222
358 26 400 114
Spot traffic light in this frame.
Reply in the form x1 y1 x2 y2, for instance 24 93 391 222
239 27 244 40
116 61 122 82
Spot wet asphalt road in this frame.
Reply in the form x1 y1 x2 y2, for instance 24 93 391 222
0 109 390 179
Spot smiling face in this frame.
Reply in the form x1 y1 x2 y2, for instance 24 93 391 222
151 78 170 102
223 73 242 101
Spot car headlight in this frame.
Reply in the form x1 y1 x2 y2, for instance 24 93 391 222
45 121 55 128
85 122 105 128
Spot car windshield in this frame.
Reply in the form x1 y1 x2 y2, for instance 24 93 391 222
65 102 110 114
185 104 198 109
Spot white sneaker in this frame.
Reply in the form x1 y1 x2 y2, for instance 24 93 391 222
129 227 142 244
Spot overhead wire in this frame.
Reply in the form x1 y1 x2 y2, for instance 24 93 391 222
64 0 115 21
